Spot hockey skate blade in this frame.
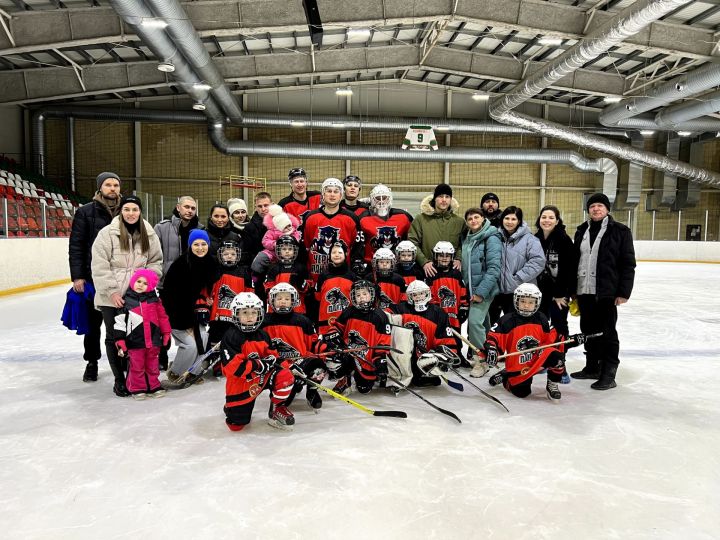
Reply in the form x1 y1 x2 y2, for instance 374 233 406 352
267 418 294 431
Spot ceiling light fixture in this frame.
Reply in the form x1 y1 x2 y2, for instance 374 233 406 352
140 18 168 29
436 126 450 132
538 37 563 46
603 96 622 103
472 93 489 101
192 102 206 111
331 122 346 128
639 130 656 136
347 28 371 38
677 131 692 137
192 83 213 91
336 87 353 96
157 62 175 73
290 120 306 128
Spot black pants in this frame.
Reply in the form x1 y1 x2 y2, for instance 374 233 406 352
505 351 564 398
577 295 619 378
99 306 124 379
83 303 104 362
539 295 570 337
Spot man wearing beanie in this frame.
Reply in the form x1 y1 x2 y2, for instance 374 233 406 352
572 192 636 390
69 172 123 383
408 183 466 278
480 192 502 228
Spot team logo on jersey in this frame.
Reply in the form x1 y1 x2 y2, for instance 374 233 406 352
270 338 300 360
347 330 369 350
371 225 399 251
403 321 427 352
437 286 457 308
325 287 350 313
217 284 238 310
311 225 340 256
516 335 540 365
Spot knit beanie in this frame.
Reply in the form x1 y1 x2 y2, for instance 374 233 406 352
96 172 121 190
119 194 142 212
188 228 210 247
586 193 611 212
481 192 499 205
129 268 159 291
228 199 248 216
433 183 453 199
269 204 292 231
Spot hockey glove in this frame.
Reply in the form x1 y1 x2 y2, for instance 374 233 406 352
569 333 587 347
321 329 345 351
374 357 388 386
417 353 440 376
458 305 469 325
485 345 499 368
254 355 279 375
351 260 368 276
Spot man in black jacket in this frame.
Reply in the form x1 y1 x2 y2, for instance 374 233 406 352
242 191 272 256
68 172 122 382
571 193 636 390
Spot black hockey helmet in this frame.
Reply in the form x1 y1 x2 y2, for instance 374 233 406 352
350 279 377 312
275 235 300 264
217 240 240 268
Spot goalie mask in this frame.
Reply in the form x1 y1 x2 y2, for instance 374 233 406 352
230 292 265 332
432 241 455 270
395 240 417 271
268 283 299 314
275 235 300 265
372 248 396 277
369 184 393 217
217 241 240 268
513 283 542 317
406 280 432 312
350 280 377 313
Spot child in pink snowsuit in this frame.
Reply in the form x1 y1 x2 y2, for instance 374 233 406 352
114 269 172 399
250 204 301 274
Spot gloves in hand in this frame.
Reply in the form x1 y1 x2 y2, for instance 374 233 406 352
322 329 345 351
570 333 587 346
255 355 279 375
485 345 499 368
351 260 368 276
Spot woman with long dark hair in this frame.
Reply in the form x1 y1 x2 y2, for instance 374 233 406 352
91 195 163 397
206 204 242 262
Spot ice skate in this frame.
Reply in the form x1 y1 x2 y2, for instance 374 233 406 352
488 371 505 387
305 387 322 411
546 380 561 402
267 403 295 431
332 376 352 397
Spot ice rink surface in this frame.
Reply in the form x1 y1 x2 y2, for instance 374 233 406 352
1 261 719 540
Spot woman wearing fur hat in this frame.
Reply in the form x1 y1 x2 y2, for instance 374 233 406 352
250 204 301 274
91 195 163 397
114 269 172 399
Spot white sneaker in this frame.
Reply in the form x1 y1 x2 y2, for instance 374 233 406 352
132 393 148 401
149 389 167 398
469 361 489 378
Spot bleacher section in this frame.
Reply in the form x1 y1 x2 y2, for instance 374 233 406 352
0 162 83 238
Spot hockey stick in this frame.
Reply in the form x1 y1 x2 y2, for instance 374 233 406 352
290 367 407 418
386 355 462 424
447 367 509 413
163 343 222 389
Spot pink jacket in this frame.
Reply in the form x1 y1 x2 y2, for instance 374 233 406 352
261 213 301 263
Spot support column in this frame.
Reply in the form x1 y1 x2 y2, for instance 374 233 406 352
134 102 142 193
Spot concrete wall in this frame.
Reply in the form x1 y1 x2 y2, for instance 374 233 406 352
0 105 24 162
0 238 69 291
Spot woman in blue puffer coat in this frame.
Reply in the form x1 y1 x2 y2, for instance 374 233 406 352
460 208 502 376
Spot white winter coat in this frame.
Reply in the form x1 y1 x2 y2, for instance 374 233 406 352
91 216 163 308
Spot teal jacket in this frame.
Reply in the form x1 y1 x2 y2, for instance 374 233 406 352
461 220 502 301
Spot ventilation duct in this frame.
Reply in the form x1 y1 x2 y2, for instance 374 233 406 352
653 134 680 208
615 133 644 209
655 89 720 130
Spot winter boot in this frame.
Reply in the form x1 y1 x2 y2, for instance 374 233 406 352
488 370 505 387
470 361 489 378
113 380 131 397
546 380 561 402
590 371 617 390
570 368 600 380
267 403 295 431
83 361 98 382
306 387 322 411
332 376 352 396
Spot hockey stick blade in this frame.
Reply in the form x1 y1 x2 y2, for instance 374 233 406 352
373 410 407 418
449 367 509 413
440 374 464 392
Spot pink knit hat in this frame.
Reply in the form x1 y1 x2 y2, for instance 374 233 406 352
129 268 159 290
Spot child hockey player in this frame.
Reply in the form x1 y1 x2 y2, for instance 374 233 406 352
426 241 469 356
484 283 585 402
328 280 392 395
315 240 359 333
114 269 172 399
208 240 254 349
262 283 325 410
392 280 456 386
395 240 423 287
371 248 406 311
264 235 310 314
251 205 301 275
220 292 296 431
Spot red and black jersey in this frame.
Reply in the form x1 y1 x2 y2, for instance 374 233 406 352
487 311 564 386
209 267 254 323
340 200 370 217
264 261 310 314
375 272 406 310
397 263 424 288
262 312 318 361
315 263 359 330
393 301 456 356
220 327 276 409
357 209 414 263
426 268 468 329
278 191 322 224
301 208 362 284
332 306 392 383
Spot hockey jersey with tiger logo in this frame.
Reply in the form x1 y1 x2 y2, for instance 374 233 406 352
426 268 468 329
264 260 310 314
301 208 363 284
357 209 413 263
375 272 407 311
315 263 359 331
210 267 254 322
331 306 392 383
262 312 318 361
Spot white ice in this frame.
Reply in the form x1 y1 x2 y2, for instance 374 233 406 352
1 262 719 540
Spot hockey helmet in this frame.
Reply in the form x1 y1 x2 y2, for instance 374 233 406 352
343 175 362 187
372 248 396 277
350 280 377 312
513 283 542 317
275 235 300 264
369 184 393 217
321 177 344 195
432 241 455 270
230 292 265 332
395 240 417 270
268 283 300 314
288 167 307 182
406 280 431 312
217 240 240 268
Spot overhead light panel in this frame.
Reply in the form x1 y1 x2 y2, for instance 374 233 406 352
192 102 206 111
640 130 655 136
192 83 213 91
538 36 563 46
677 131 692 137
157 62 175 73
603 96 622 103
472 93 489 101
290 120 306 128
335 87 353 96
347 28 371 38
140 18 168 29
436 126 450 132
331 122 346 128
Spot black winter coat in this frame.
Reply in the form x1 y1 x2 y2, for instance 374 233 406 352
242 212 266 257
574 216 636 299
206 220 243 263
160 252 217 329
68 199 115 282
535 224 577 300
